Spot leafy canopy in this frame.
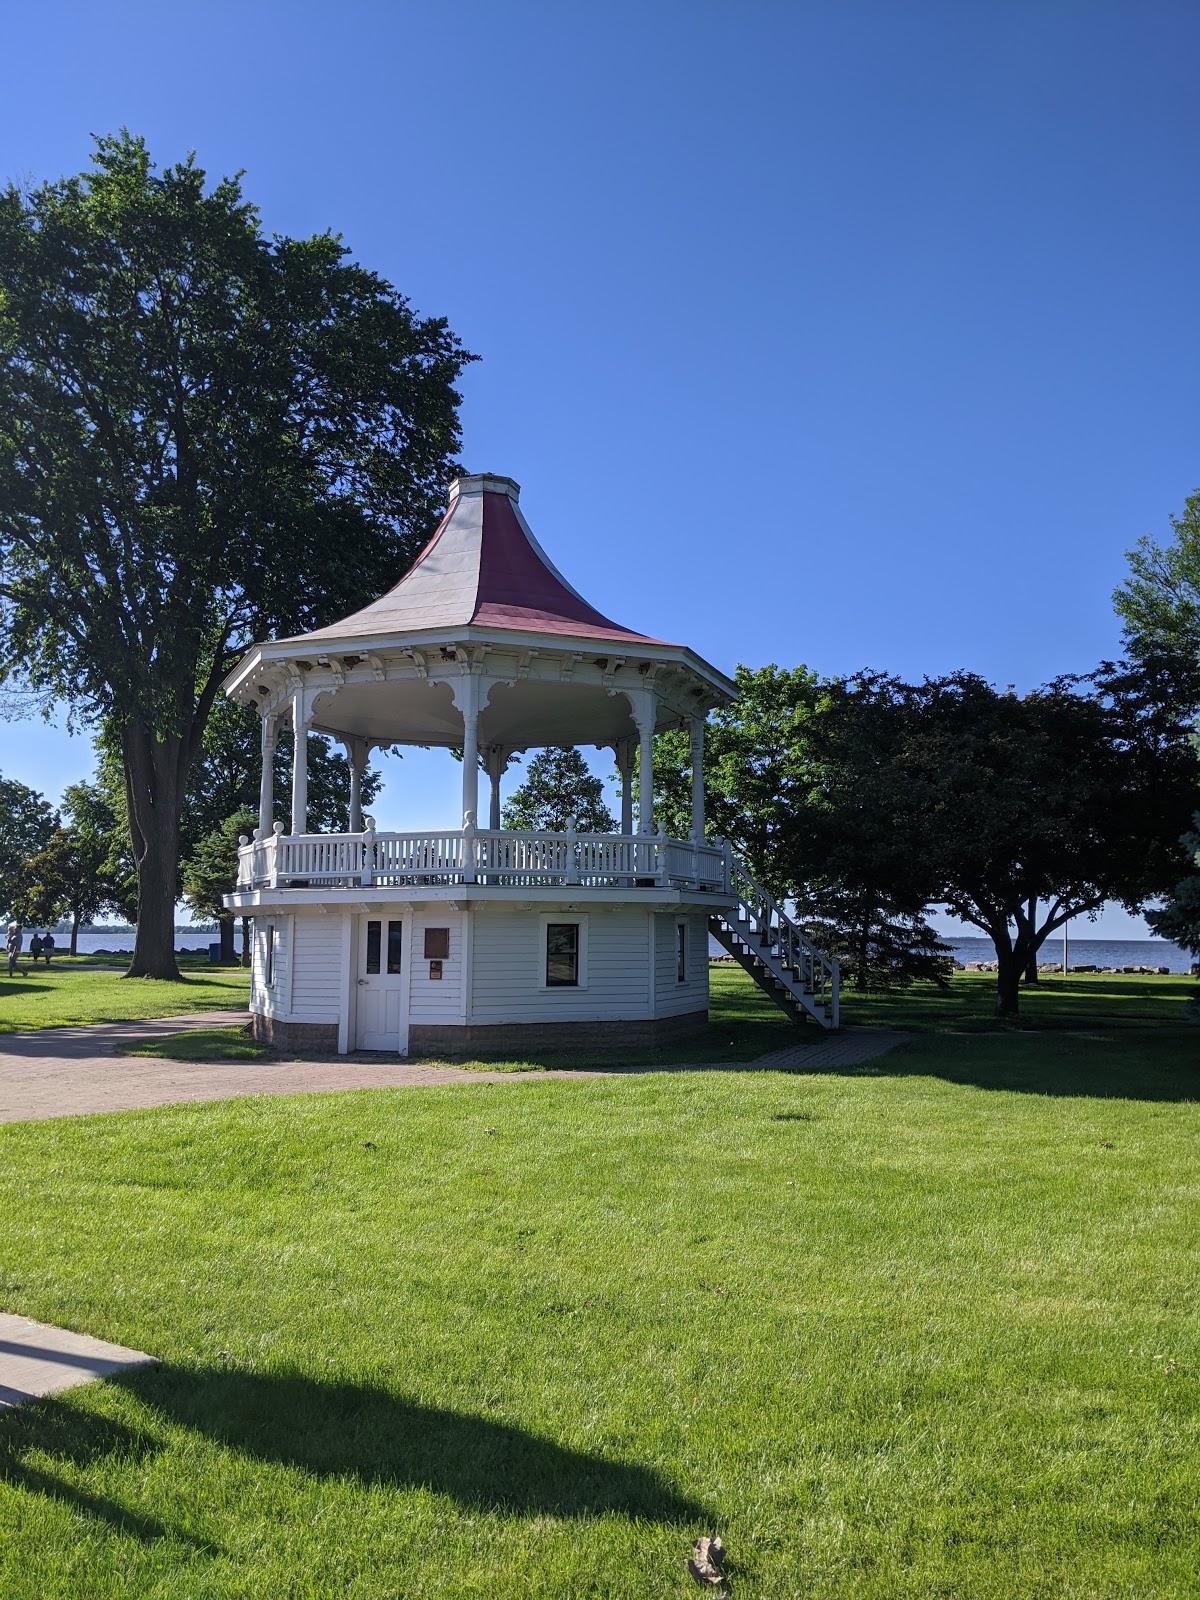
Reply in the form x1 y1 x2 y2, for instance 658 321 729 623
181 807 259 928
1114 491 1200 667
0 131 472 974
0 771 57 919
0 131 473 724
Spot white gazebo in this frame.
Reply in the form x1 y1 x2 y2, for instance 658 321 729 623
223 472 837 1054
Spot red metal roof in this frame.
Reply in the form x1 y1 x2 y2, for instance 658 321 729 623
282 474 668 648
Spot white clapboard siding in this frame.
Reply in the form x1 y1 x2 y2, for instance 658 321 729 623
251 915 290 1017
468 907 652 1022
410 912 465 1024
286 915 342 1020
653 912 710 1016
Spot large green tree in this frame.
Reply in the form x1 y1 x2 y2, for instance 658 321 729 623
833 667 1197 1017
1114 491 1200 666
0 771 57 920
0 133 471 977
14 806 114 955
1148 811 1200 957
652 666 958 989
650 664 825 898
502 748 616 833
177 702 385 961
182 697 384 849
1114 495 1200 959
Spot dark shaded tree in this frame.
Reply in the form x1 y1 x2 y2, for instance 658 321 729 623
795 886 953 991
1148 811 1200 957
835 667 1197 1018
0 133 472 977
652 667 949 987
1113 499 1200 961
503 748 616 833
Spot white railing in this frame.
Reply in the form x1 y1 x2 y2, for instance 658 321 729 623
726 854 840 1027
235 824 731 893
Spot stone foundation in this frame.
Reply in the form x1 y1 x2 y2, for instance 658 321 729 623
408 1010 709 1058
252 1013 339 1055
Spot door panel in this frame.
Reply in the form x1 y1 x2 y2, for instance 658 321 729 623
355 916 409 1052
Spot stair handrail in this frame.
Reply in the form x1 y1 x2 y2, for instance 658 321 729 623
724 849 840 1025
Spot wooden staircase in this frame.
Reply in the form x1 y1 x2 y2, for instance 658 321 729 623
710 851 840 1029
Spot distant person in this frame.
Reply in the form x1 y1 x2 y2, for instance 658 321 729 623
6 923 22 977
41 931 55 965
29 933 43 963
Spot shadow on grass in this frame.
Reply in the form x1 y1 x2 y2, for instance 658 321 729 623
790 1026 1199 1102
0 1364 709 1541
0 1394 201 1546
0 980 52 1001
840 974 1198 1034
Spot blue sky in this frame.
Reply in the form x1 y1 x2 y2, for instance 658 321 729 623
1 1 1197 936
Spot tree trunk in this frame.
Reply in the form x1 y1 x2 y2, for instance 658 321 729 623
241 916 251 967
122 723 187 980
1023 897 1039 983
218 917 236 963
995 948 1022 1019
70 907 80 957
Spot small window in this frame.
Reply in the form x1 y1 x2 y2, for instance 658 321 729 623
265 924 275 987
386 920 403 975
365 920 381 975
546 922 580 987
676 921 687 983
424 927 450 960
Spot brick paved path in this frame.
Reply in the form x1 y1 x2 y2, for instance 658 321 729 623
0 1012 911 1124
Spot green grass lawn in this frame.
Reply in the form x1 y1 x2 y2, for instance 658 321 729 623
842 966 1197 1031
0 959 250 1033
119 964 1197 1072
1 1014 1198 1597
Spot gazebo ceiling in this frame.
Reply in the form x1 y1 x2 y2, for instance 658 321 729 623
308 676 659 751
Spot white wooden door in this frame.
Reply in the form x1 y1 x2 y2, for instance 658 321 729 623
355 915 409 1053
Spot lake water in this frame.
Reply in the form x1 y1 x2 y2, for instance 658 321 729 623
26 928 218 958
712 934 1194 973
941 936 1193 973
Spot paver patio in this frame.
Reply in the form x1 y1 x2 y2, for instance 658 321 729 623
0 1011 910 1123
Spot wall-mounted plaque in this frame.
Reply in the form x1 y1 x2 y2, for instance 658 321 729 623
428 959 443 980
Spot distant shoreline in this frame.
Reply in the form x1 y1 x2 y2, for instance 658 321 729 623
38 925 218 935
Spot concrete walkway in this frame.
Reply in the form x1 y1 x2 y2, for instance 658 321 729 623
0 1313 155 1409
0 1011 911 1124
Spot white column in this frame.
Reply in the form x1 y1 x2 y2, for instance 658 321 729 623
347 737 368 833
291 688 309 835
485 744 506 830
457 674 481 826
258 711 277 835
614 738 635 835
690 716 706 839
629 690 656 835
